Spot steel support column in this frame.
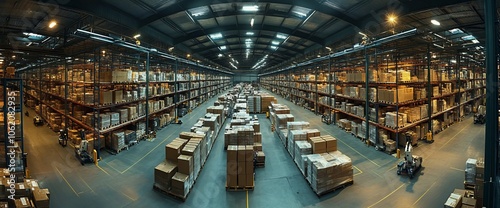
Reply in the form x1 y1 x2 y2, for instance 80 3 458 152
484 0 499 207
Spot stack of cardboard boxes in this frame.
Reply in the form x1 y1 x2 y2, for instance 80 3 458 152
227 145 254 188
378 87 414 103
306 151 353 195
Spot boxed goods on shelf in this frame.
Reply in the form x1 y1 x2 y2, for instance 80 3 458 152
99 114 111 129
112 69 132 82
385 112 406 128
100 91 113 104
110 112 120 126
110 131 126 152
113 90 124 103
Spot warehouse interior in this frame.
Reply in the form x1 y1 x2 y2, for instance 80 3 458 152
0 0 498 207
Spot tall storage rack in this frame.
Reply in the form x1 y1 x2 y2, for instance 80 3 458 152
21 39 232 158
261 34 485 149
1 78 25 177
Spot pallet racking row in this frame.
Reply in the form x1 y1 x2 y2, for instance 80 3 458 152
261 35 485 149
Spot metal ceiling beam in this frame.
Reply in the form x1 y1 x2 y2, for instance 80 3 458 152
201 50 289 61
174 24 324 45
57 0 192 53
138 0 361 29
186 33 310 49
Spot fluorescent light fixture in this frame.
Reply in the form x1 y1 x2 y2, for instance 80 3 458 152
461 35 475 41
246 32 254 35
472 39 480 44
325 47 332 51
133 34 141 39
188 6 209 17
448 28 463 34
242 5 259 12
271 41 280 45
220 46 227 50
218 54 223 57
210 33 223 39
276 33 287 39
430 19 440 26
270 46 278 50
49 21 57 28
245 38 252 42
250 18 254 27
450 60 457 63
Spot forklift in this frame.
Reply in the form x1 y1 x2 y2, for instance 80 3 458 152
58 129 68 147
397 140 423 179
75 130 94 165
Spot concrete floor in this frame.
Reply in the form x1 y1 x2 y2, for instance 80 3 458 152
23 90 485 208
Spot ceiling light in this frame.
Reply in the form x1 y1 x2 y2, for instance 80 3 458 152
133 34 141 39
250 18 254 27
472 39 480 44
270 46 278 50
220 46 227 50
210 33 223 39
49 20 57 28
276 33 287 39
430 19 440 26
218 54 223 57
271 41 280 45
461 35 475 41
449 28 463 34
387 13 397 24
325 47 332 51
187 54 191 58
245 38 252 42
242 5 259 12
246 32 254 35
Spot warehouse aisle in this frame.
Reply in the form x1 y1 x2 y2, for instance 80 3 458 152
264 90 485 207
24 92 238 208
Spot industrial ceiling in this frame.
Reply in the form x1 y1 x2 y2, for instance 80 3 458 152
0 0 489 73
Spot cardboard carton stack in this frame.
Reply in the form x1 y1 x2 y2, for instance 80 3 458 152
261 94 277 112
464 158 476 186
444 192 462 208
276 114 294 129
306 151 353 195
171 172 190 198
385 112 406 128
287 130 308 158
154 160 178 192
294 141 312 175
227 145 254 188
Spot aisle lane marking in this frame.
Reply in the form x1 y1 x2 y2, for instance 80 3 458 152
121 131 177 174
440 122 471 149
79 175 95 193
449 166 464 172
367 183 404 208
353 165 363 176
96 164 110 175
55 167 79 197
412 181 437 206
246 190 249 208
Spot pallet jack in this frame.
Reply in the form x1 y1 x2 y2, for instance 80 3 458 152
75 130 94 165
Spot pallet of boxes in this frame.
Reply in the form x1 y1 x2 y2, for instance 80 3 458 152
0 169 50 208
444 158 484 208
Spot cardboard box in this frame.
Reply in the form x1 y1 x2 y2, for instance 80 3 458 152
253 143 262 151
238 146 246 162
154 160 177 191
246 146 254 161
238 161 246 174
171 172 190 197
14 197 34 208
113 90 124 103
462 197 476 207
238 174 247 187
246 174 254 187
227 174 238 187
165 138 188 162
227 161 240 175
32 187 50 208
177 155 193 175
323 135 337 152
310 137 326 154
227 145 238 161
245 161 254 174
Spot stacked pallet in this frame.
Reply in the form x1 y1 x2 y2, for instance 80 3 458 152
306 151 353 195
226 145 254 188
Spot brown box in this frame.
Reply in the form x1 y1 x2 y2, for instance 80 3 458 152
177 155 193 175
32 187 49 208
238 161 246 174
254 133 262 143
238 174 247 187
227 161 240 175
100 90 113 104
462 198 476 207
227 145 238 161
453 189 466 197
245 161 254 174
246 174 254 187
14 197 34 208
171 172 190 197
246 146 254 161
165 138 188 162
323 135 337 152
113 90 124 103
253 143 262 151
227 174 238 187
310 137 326 154
238 146 246 162
154 160 177 190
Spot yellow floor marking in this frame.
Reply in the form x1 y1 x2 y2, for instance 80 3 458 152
246 190 249 208
353 165 363 176
413 181 437 206
55 167 79 197
317 126 380 167
96 164 110 175
79 175 94 193
440 123 471 149
385 165 397 173
372 171 383 179
121 131 176 174
367 183 404 208
103 161 123 173
122 192 136 201
449 167 464 172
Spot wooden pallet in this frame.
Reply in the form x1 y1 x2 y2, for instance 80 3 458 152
255 162 265 168
464 182 475 190
226 184 254 191
315 180 354 197
153 184 188 201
